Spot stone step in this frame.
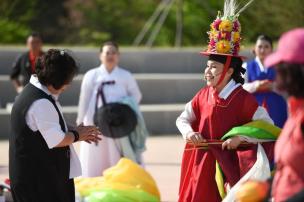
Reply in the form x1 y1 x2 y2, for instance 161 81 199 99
0 104 185 139
0 48 253 74
0 74 204 107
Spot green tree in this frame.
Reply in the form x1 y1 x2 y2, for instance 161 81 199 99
1 0 304 46
67 0 161 45
0 0 72 44
241 0 304 43
0 19 30 44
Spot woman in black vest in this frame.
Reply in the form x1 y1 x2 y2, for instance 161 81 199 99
9 49 102 202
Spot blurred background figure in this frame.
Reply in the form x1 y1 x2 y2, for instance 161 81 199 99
77 41 144 177
236 28 304 202
10 32 44 93
243 35 288 128
265 28 304 202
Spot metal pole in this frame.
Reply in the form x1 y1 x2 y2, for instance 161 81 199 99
175 0 183 47
133 0 170 46
146 0 175 47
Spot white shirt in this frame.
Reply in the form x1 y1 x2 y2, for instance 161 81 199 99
26 75 81 178
243 57 267 93
77 64 142 125
176 79 274 140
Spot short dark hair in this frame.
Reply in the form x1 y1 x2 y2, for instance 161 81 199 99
276 63 304 98
28 32 42 41
99 41 119 52
256 34 273 48
209 54 245 84
35 49 79 90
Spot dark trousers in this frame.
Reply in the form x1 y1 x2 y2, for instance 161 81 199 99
11 179 75 202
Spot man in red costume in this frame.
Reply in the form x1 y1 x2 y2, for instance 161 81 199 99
176 1 275 201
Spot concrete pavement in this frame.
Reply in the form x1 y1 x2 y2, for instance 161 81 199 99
0 135 185 202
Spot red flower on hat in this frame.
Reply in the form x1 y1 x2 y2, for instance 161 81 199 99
220 31 232 41
233 20 241 32
210 39 216 46
212 19 222 30
233 42 240 55
208 39 216 52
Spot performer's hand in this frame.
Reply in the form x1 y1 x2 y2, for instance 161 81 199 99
257 80 273 91
186 132 206 145
76 124 102 144
222 136 241 150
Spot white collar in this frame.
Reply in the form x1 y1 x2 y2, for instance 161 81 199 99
218 79 241 100
29 75 59 100
255 56 267 72
100 64 119 75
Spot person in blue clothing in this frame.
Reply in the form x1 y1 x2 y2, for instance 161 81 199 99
243 35 287 128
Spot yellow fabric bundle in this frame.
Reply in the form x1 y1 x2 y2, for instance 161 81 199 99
75 158 160 201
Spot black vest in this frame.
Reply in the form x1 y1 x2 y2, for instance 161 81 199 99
9 83 72 202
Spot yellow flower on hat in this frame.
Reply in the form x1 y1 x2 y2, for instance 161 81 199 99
210 23 215 31
233 32 240 43
209 29 218 40
219 20 233 32
216 40 231 54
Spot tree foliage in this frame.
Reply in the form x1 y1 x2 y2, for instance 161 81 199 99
0 0 71 43
0 0 303 46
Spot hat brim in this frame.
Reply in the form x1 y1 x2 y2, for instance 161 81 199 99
200 51 247 60
94 103 137 138
264 52 283 68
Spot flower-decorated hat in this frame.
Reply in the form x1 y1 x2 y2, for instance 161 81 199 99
201 0 254 86
201 0 254 58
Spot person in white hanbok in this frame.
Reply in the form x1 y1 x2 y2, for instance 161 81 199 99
77 41 142 177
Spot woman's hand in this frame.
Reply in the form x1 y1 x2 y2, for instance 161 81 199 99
222 136 242 150
257 80 273 91
186 132 206 146
76 124 102 144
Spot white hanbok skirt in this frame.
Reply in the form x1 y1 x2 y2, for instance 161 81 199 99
79 136 121 177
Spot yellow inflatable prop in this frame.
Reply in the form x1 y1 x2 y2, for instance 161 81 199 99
75 158 160 201
236 180 269 202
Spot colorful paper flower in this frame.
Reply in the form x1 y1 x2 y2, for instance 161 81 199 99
232 32 240 43
212 19 222 30
232 43 240 55
219 31 231 41
233 20 241 32
219 20 233 32
209 30 218 40
209 39 216 47
216 40 231 54
204 13 243 56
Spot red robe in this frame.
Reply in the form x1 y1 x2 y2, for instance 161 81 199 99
272 97 304 202
179 85 274 202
